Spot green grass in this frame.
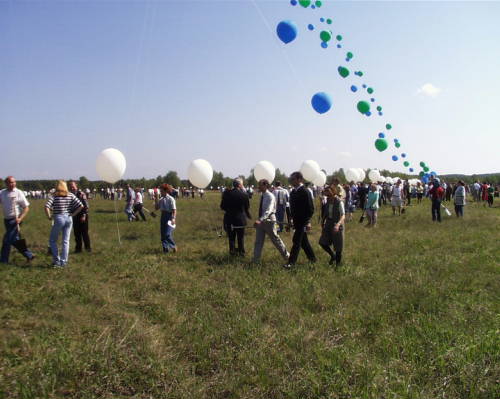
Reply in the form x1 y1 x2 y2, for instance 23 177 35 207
1 194 499 398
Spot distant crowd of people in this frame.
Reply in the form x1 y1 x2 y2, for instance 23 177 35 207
0 174 498 268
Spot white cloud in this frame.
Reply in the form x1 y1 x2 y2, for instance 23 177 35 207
338 151 352 158
417 83 442 97
319 146 328 152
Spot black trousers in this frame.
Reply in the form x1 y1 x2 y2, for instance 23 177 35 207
431 199 441 222
288 223 316 265
225 225 245 255
73 215 91 251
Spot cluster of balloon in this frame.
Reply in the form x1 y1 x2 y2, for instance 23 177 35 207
254 160 275 182
278 1 433 178
188 159 213 188
96 148 126 183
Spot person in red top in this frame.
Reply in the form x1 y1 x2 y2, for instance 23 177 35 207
428 178 445 222
481 182 489 205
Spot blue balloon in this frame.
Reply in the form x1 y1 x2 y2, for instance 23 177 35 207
362 84 367 89
345 58 350 62
320 17 325 22
392 155 398 161
378 132 385 138
276 20 298 44
378 112 383 116
350 85 358 92
308 24 314 31
311 4 316 9
409 168 414 172
431 171 437 176
401 153 406 158
422 176 429 183
370 98 375 102
321 41 328 48
366 111 372 116
337 44 342 48
290 0 297 5
311 92 332 114
394 138 399 143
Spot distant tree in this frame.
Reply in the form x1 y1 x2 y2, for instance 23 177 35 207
274 168 288 186
246 170 257 187
78 176 90 189
164 171 181 187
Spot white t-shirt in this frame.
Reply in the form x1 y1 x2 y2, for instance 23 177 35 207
159 195 176 212
0 188 30 219
134 192 143 204
392 186 402 197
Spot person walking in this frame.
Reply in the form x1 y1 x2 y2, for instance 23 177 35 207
319 186 345 267
69 181 91 253
284 172 316 269
365 183 380 227
252 180 289 263
0 176 35 264
453 180 466 217
487 183 494 207
428 178 445 222
45 180 83 267
416 182 424 204
124 184 136 221
391 180 404 215
133 187 147 221
154 184 177 253
220 178 252 256
273 181 289 233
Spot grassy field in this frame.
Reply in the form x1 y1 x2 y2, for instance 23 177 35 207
0 193 499 399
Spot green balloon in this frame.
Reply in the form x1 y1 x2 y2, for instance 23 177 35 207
338 66 350 78
376 105 382 111
326 18 332 24
424 166 430 172
386 123 392 130
336 34 343 41
299 0 311 7
419 161 426 167
403 161 410 167
375 138 388 152
395 142 401 148
419 171 425 177
357 101 370 115
320 30 332 42
315 1 322 7
346 51 353 59
367 87 374 94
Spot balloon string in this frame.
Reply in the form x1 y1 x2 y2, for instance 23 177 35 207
113 196 122 246
250 0 307 94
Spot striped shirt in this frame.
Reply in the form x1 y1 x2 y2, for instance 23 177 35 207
45 193 83 215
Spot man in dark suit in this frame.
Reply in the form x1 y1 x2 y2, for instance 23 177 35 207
220 178 252 256
284 171 316 269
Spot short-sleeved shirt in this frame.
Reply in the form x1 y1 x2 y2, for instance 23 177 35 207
45 193 82 215
159 195 176 212
0 188 30 219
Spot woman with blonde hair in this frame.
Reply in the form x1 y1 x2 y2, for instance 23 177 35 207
319 185 345 267
45 180 83 267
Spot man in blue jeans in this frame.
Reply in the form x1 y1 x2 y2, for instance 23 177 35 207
0 176 35 264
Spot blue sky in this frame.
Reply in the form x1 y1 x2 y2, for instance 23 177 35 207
1 0 499 180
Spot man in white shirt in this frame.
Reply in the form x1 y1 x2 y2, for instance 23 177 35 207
252 179 289 263
0 176 35 263
273 181 289 233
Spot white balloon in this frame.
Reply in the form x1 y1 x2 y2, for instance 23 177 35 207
344 168 358 182
300 160 321 182
356 168 365 182
368 169 381 183
96 148 126 183
188 159 213 188
379 176 386 183
312 171 327 187
254 160 275 183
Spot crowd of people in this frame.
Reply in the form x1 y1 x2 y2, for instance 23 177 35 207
0 174 498 268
